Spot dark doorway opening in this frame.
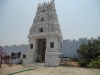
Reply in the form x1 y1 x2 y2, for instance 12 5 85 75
37 39 46 62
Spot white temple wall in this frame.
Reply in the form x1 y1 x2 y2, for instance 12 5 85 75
2 37 100 64
2 45 28 64
61 37 100 58
46 36 57 49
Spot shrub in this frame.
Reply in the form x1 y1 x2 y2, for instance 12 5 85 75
88 55 100 68
77 40 100 60
78 59 88 66
69 58 73 61
77 39 100 68
73 58 79 62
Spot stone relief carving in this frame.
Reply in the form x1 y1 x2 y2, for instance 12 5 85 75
48 23 53 32
53 27 56 32
29 27 33 35
29 26 36 34
43 26 48 32
29 0 61 36
57 28 61 34
49 14 52 20
33 27 36 33
36 27 39 33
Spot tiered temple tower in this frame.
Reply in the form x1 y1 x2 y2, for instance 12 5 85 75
23 0 63 67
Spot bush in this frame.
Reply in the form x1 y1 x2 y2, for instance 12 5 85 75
77 39 100 68
69 58 79 62
69 58 73 61
88 55 100 68
77 40 100 60
78 59 88 66
73 58 79 62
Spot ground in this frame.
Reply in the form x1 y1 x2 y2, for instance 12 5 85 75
0 62 100 75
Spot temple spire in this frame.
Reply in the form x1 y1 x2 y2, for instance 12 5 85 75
52 0 55 2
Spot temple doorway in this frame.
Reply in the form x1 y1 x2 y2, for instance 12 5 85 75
37 39 46 62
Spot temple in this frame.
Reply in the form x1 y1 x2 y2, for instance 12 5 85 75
23 0 63 67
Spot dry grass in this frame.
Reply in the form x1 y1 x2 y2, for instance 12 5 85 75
0 62 79 75
60 61 79 67
0 64 27 75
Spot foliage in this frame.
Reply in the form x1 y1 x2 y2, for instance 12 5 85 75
78 59 89 66
77 39 100 68
72 58 79 62
77 39 100 60
69 58 73 61
69 57 79 62
88 55 100 68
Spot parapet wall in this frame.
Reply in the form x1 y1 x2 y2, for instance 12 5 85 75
61 37 100 58
2 45 28 64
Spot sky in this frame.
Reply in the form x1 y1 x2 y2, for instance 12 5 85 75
0 0 100 46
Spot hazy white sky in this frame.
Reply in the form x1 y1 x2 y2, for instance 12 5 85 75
0 0 100 46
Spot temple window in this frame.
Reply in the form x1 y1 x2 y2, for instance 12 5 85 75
50 42 54 48
30 44 33 49
23 54 26 59
42 10 45 13
39 28 43 32
11 52 21 59
41 17 44 22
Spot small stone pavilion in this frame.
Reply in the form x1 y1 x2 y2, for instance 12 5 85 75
23 0 63 67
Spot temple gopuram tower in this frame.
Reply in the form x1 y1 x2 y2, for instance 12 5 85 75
23 0 63 67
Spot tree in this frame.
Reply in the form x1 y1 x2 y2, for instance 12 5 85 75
77 39 100 67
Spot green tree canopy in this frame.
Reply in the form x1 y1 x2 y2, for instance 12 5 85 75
77 39 100 61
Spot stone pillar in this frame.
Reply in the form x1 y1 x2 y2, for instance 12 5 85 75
45 36 62 67
45 51 62 67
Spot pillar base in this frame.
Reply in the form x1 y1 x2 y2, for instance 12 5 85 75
45 51 62 67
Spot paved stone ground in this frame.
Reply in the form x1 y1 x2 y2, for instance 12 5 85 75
0 63 100 75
